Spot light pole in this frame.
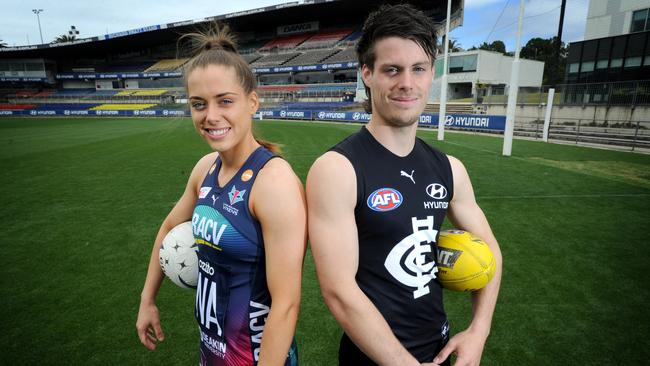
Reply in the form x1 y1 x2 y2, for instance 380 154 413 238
32 9 44 44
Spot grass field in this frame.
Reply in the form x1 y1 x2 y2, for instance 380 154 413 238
1 117 649 365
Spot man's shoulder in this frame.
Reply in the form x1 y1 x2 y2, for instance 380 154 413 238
330 128 365 153
311 150 355 174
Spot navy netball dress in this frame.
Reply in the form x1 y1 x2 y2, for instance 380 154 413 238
192 146 298 366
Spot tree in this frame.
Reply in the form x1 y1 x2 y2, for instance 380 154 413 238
52 34 76 44
447 39 462 52
0 39 7 48
472 40 506 54
520 37 567 86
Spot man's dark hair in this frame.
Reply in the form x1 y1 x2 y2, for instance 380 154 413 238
356 3 438 113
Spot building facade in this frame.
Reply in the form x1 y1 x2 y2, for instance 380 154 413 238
566 0 650 83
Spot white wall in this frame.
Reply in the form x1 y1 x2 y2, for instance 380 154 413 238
124 80 139 89
476 51 544 87
476 52 502 84
585 0 649 40
95 80 113 90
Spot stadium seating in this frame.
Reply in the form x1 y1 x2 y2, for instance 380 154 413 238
145 59 188 72
14 90 40 97
259 34 312 52
0 104 36 110
301 84 356 93
296 28 353 50
338 30 362 45
101 63 155 73
52 89 96 97
278 101 355 110
283 49 341 66
33 90 55 97
322 47 356 63
258 85 306 93
242 53 263 64
91 104 157 110
251 52 301 67
92 90 121 96
115 89 168 96
35 103 100 110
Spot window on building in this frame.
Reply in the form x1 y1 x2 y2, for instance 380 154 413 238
568 63 579 73
0 62 9 71
581 61 595 72
596 59 609 69
644 56 650 66
624 56 642 68
448 54 477 73
631 9 649 33
610 58 623 68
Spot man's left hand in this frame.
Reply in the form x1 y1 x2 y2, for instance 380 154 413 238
430 328 487 366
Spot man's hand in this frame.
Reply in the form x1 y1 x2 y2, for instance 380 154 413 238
429 328 487 366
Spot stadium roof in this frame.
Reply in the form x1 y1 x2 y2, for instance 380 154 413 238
0 0 464 60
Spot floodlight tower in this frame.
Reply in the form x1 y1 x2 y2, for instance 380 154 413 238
32 9 44 44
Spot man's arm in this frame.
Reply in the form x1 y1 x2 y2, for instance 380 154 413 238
433 155 502 366
307 151 421 366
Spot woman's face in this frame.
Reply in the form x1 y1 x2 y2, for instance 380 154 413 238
187 64 259 152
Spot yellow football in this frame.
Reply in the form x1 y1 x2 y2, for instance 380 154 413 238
437 230 496 292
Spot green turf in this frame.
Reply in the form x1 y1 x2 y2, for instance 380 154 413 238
0 117 648 365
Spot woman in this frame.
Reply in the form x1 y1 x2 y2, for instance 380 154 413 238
136 24 305 366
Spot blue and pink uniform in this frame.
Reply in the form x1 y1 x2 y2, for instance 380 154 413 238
192 147 298 366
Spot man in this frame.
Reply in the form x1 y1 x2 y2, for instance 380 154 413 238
306 3 502 366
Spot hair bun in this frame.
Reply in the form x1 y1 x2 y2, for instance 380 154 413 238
205 36 237 53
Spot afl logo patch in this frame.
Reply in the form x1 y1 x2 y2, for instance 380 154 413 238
367 188 403 212
241 169 254 182
199 187 212 199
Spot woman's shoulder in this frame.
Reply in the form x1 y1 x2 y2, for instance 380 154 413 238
188 151 219 184
256 157 300 186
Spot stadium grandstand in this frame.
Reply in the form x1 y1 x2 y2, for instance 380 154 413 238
0 0 464 117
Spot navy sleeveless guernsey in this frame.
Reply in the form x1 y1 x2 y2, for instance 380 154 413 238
192 146 298 366
331 126 454 365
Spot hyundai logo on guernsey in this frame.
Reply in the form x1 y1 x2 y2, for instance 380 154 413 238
367 188 403 212
424 183 449 210
426 183 447 199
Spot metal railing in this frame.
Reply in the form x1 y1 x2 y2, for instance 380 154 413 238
514 116 650 152
483 80 650 107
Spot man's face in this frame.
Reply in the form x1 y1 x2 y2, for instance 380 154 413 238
362 37 434 127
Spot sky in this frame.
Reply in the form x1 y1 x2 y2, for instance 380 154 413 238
1 0 590 51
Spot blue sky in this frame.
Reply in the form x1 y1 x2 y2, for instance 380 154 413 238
454 0 590 51
1 0 589 49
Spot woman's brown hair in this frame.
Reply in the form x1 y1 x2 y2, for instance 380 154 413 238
179 23 281 154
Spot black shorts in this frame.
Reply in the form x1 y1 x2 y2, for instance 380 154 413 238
338 333 450 366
